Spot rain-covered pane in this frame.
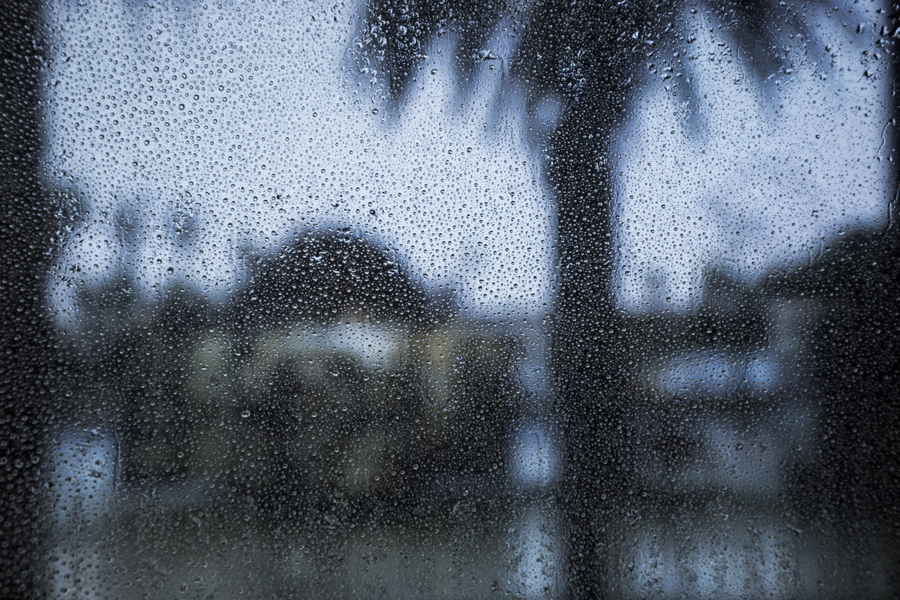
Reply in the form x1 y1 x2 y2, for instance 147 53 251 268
1 0 898 598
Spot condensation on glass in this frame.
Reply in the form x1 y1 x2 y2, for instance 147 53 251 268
0 0 897 597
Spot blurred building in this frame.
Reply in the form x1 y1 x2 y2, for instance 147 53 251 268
45 230 564 598
595 229 900 599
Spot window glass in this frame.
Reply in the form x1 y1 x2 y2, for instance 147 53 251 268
1 0 898 597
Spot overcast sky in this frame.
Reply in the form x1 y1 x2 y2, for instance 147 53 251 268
611 0 893 312
42 0 555 331
42 0 893 330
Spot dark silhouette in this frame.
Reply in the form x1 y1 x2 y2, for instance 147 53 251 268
0 2 54 597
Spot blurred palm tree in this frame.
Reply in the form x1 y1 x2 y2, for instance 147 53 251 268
362 1 899 597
